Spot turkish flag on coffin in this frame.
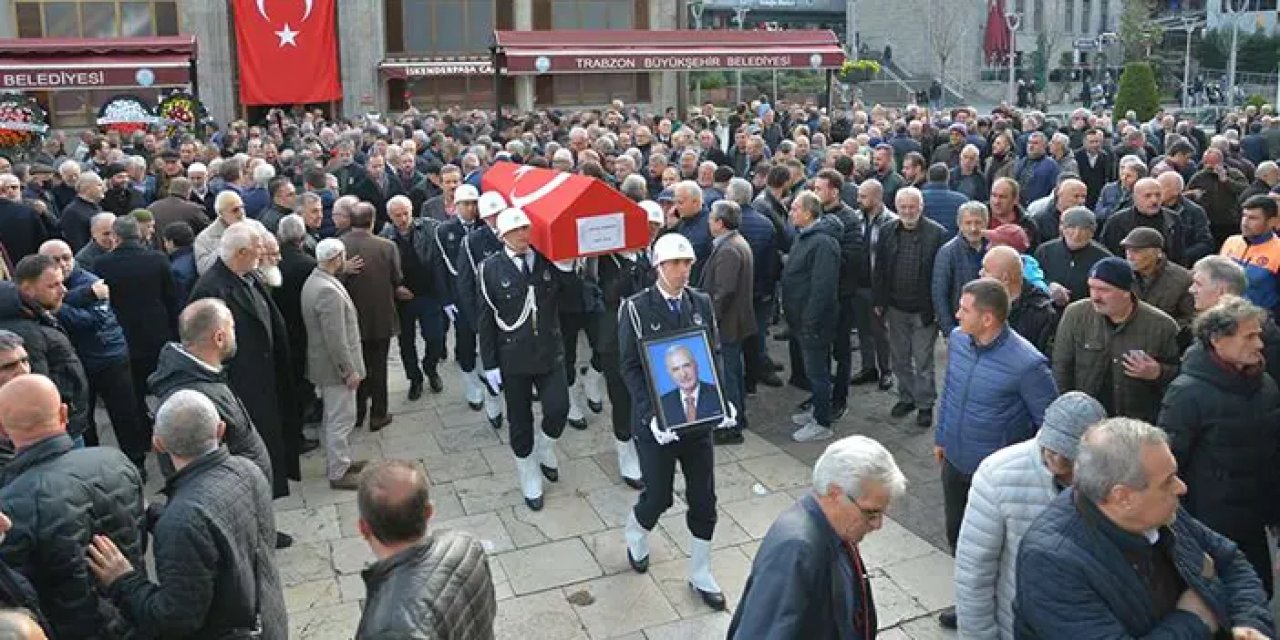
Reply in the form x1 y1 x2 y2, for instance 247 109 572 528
482 162 650 261
232 0 342 105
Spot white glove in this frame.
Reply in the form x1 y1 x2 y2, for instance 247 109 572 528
649 416 680 445
553 259 576 272
484 369 503 394
718 402 738 430
443 304 458 322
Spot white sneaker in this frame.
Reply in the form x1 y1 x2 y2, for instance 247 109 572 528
790 411 815 426
792 422 834 443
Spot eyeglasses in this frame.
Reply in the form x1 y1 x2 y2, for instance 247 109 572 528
845 495 885 523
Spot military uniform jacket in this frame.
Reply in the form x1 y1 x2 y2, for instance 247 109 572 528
434 216 478 317
457 225 505 323
618 285 720 444
476 249 565 377
596 252 654 355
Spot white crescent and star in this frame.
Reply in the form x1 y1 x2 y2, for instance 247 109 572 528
255 0 316 48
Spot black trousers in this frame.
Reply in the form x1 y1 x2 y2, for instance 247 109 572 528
853 287 891 375
453 315 478 372
634 431 717 540
357 338 391 419
397 298 446 382
85 357 150 463
503 366 569 458
941 459 973 552
831 296 856 408
559 311 602 384
598 350 632 441
130 356 155 421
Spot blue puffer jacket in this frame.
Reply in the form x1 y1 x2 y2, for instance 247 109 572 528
56 267 129 374
921 183 969 237
931 235 986 335
935 326 1058 475
1015 489 1275 639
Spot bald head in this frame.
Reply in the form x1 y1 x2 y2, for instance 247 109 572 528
0 374 66 447
982 245 1024 293
357 460 433 546
0 610 46 640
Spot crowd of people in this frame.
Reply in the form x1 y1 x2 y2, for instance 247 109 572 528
0 93 1277 638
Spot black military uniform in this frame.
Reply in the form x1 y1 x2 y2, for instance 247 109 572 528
618 259 727 609
435 213 485 409
558 259 606 428
476 245 570 511
457 220 507 426
597 251 654 489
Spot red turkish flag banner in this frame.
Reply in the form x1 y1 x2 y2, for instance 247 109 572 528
232 0 342 105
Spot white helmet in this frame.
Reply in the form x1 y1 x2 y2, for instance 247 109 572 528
652 232 696 265
496 208 532 236
639 200 664 226
455 184 480 203
478 191 507 218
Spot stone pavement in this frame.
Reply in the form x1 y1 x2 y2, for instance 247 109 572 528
264 340 959 640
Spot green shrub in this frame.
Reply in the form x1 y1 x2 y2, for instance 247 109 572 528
1114 62 1160 121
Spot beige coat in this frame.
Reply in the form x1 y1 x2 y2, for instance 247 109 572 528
301 268 365 387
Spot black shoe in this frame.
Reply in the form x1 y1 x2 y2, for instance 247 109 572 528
916 406 934 428
588 400 603 413
275 531 294 549
690 583 727 611
850 369 879 386
758 371 784 387
628 548 649 573
797 397 813 411
488 413 504 429
745 384 757 396
300 438 321 454
878 373 895 391
524 495 544 511
467 399 483 411
354 412 366 429
831 404 848 421
540 464 559 482
568 416 588 430
890 401 916 418
427 372 444 393
408 380 424 401
714 428 745 445
623 476 645 490
938 606 957 629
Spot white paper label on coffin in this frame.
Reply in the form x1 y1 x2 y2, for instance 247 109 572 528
576 213 625 254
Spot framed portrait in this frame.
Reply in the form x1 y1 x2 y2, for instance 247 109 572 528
639 327 727 431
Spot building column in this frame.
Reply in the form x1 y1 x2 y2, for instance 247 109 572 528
179 2 235 125
0 1 15 38
338 0 386 117
651 0 678 110
513 0 535 112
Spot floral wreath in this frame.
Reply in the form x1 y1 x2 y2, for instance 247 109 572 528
155 90 209 137
0 93 48 154
97 94 156 135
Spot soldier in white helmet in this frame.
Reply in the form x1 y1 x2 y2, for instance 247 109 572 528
476 208 573 511
433 184 488 416
618 231 736 611
455 190 509 428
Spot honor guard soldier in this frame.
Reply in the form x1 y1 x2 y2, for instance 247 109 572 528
619 232 736 611
477 208 572 511
434 184 491 416
456 190 509 428
595 200 664 489
558 254 607 430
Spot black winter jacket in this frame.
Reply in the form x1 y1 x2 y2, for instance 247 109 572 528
781 216 843 350
107 448 286 640
1008 284 1058 357
823 202 867 299
148 343 274 485
356 531 497 640
0 434 145 640
0 283 89 438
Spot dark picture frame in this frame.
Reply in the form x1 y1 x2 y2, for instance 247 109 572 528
638 327 727 431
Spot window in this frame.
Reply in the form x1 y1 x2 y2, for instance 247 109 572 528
1065 0 1075 33
50 87 163 128
13 1 180 38
1080 0 1092 33
1032 0 1044 31
550 0 634 29
1098 0 1109 31
388 0 495 55
1221 0 1277 10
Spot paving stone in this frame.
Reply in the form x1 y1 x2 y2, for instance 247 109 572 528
493 589 589 640
877 627 913 640
507 495 607 541
376 430 444 459
335 500 360 538
283 577 341 614
659 508 752 554
300 477 360 507
714 430 784 462
499 506 551 548
871 568 930 629
736 540 762 563
736 453 813 491
646 545 753 618
584 484 678 529
433 511 514 554
290 601 362 640
419 449 492 484
330 536 377 575
428 481 466 521
478 444 517 475
272 490 304 512
705 461 770 504
582 526 683 576
274 505 341 544
860 517 941 571
276 541 333 587
565 573 680 638
453 472 533 514
435 422 503 453
496 538 603 595
543 457 615 498
719 492 794 539
897 614 959 638
336 573 365 604
641 612 734 640
883 550 955 612
556 424 620 460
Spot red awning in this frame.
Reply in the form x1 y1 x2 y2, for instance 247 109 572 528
0 36 195 90
379 56 494 79
493 29 845 76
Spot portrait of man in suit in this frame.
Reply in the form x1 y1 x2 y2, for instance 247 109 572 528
657 343 723 428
